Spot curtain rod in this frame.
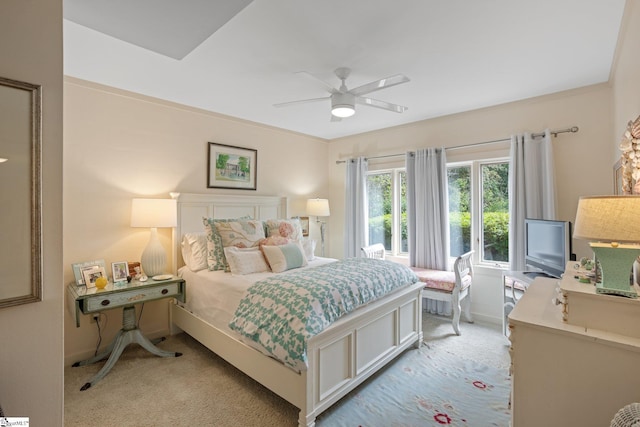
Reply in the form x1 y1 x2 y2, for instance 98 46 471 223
335 126 579 164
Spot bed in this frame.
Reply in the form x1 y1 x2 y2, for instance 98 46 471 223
169 193 424 427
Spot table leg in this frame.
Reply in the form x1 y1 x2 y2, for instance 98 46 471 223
73 305 182 391
72 330 122 367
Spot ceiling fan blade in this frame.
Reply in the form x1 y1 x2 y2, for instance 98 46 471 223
273 96 329 108
349 74 410 96
356 97 408 113
295 71 339 94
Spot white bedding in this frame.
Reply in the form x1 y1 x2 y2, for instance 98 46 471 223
177 257 337 333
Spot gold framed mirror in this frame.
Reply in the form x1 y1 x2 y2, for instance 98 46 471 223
0 76 42 308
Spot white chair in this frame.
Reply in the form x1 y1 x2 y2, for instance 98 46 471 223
361 243 386 260
413 250 474 335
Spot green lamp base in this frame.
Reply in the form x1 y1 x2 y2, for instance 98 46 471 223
595 282 638 298
591 244 640 299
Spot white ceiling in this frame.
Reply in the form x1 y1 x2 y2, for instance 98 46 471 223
63 0 626 140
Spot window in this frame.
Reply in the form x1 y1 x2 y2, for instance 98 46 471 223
448 165 471 257
480 162 509 263
367 158 509 264
366 169 407 255
448 160 509 265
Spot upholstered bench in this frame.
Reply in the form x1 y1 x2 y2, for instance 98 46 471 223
411 250 474 335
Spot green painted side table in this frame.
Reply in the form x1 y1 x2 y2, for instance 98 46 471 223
68 276 186 390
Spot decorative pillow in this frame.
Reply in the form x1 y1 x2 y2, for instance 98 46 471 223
214 220 266 249
265 218 303 241
261 241 308 273
223 247 270 275
259 235 290 247
203 216 251 271
181 232 208 272
301 238 316 261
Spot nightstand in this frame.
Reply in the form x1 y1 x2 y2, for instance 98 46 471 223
67 276 186 390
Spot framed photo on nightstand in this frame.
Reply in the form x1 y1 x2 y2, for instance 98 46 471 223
81 265 106 289
111 261 128 284
71 259 106 286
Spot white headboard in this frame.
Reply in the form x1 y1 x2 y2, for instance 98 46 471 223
172 193 288 271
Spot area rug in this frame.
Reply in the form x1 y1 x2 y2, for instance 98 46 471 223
65 317 511 426
315 343 511 426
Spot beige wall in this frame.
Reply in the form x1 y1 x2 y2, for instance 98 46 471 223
63 78 329 363
0 0 64 424
327 84 614 322
612 0 640 159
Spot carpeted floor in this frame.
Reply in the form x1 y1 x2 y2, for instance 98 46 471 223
64 314 511 426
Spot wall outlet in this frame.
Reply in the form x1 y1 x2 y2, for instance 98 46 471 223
91 313 100 324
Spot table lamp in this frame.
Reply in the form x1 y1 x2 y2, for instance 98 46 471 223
131 198 177 277
307 198 330 257
573 195 640 298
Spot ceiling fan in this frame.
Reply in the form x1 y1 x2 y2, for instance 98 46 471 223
274 67 410 121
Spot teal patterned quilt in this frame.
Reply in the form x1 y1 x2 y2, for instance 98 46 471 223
228 258 419 371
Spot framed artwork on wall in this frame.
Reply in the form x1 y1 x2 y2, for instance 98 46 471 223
299 216 310 236
0 76 42 309
207 142 257 190
614 159 623 195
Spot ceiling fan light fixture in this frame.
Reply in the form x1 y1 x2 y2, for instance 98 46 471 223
331 105 355 118
331 92 355 118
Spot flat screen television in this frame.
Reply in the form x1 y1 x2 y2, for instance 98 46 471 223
524 218 573 278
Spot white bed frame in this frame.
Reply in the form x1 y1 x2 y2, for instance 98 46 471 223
169 193 424 427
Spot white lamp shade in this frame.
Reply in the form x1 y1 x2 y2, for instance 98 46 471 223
131 198 177 228
573 196 640 243
307 198 331 217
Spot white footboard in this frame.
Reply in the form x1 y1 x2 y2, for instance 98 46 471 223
170 281 423 427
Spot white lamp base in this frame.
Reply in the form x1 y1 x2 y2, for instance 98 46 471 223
319 220 326 257
140 227 166 277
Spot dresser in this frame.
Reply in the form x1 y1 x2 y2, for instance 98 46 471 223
508 268 640 427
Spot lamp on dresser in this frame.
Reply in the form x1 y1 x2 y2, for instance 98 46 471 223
130 198 177 277
573 195 640 298
307 198 330 257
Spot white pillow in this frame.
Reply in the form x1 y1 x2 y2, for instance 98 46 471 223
223 247 270 275
301 238 316 261
262 241 308 273
181 232 208 272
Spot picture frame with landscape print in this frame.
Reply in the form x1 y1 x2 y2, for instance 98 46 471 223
208 142 257 190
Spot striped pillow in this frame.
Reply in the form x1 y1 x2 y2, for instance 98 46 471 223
261 241 308 273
